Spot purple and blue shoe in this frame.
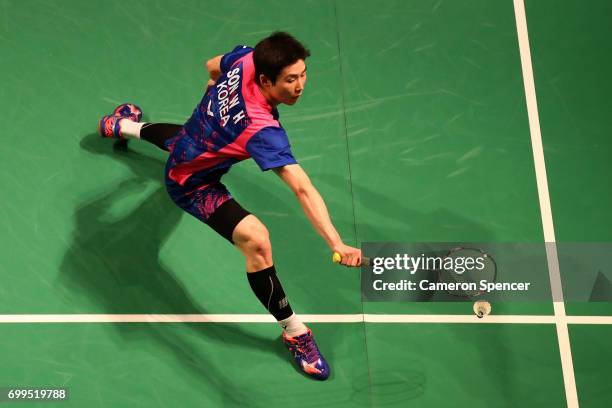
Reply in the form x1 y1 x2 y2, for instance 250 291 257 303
98 103 143 139
283 328 330 380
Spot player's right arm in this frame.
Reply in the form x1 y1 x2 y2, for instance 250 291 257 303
274 164 362 267
245 126 360 265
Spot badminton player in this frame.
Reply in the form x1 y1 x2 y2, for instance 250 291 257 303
98 32 362 380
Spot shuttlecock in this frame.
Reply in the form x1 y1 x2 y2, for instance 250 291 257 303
473 300 491 318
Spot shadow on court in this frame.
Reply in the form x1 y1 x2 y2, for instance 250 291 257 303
59 134 291 404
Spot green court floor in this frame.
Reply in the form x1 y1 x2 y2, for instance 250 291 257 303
1 0 611 407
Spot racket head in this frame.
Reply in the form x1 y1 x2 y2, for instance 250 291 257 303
437 247 497 298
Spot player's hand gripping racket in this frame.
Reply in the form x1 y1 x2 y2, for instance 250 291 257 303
332 252 371 267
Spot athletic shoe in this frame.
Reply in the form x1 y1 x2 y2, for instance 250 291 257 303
98 114 124 139
282 328 330 380
98 103 142 139
113 103 142 122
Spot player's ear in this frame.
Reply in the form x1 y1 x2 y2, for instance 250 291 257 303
259 74 272 89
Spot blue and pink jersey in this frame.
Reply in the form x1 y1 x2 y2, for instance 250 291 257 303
165 45 297 189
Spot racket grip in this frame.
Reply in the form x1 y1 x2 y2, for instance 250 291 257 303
332 252 371 267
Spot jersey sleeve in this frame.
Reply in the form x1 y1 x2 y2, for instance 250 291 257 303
220 45 254 73
246 127 298 171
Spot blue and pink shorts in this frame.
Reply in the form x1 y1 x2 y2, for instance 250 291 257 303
164 162 250 243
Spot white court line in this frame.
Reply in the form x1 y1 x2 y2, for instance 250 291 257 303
0 314 611 324
513 1 578 407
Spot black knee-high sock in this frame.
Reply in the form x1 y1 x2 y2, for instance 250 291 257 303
140 123 182 151
247 265 294 321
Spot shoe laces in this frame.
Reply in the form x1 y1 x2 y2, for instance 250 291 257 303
297 333 320 364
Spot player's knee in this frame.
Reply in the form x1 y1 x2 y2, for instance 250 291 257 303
234 221 271 257
246 234 272 259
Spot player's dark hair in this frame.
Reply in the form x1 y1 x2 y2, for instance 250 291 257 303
253 32 310 85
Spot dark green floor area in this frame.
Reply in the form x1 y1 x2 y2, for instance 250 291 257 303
0 323 568 408
1 0 611 406
524 0 612 318
569 325 612 408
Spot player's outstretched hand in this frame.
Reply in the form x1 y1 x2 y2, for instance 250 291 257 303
332 244 362 267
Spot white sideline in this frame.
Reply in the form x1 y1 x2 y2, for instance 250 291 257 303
513 1 578 407
0 314 611 324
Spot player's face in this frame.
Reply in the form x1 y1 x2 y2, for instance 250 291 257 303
271 59 307 105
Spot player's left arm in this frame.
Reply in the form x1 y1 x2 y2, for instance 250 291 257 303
205 55 223 86
273 164 362 266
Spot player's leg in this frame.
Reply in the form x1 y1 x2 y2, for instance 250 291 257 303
231 215 330 380
98 103 181 151
167 182 300 328
132 123 182 151
230 215 273 271
165 178 330 380
230 215 303 329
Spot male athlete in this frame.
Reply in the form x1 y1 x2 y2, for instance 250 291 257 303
98 32 361 380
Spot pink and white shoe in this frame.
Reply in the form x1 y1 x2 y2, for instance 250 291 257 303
98 103 143 139
113 103 142 122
